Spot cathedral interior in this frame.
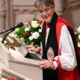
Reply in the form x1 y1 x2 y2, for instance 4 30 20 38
0 0 80 32
0 0 80 80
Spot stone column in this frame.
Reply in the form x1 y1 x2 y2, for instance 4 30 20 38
54 0 64 16
0 0 5 36
10 0 14 26
5 0 13 29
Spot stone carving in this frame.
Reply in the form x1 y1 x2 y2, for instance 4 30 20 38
0 0 5 16
54 0 64 16
0 0 5 11
13 6 36 15
63 1 80 11
0 0 5 35
0 0 80 34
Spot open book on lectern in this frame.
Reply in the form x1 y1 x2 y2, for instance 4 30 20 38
0 42 9 67
18 43 41 61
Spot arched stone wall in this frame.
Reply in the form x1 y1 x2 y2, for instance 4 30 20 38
0 0 5 35
63 0 80 29
0 0 80 33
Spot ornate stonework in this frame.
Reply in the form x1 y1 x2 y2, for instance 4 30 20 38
54 0 64 16
63 1 80 11
13 5 36 14
0 0 5 16
0 0 6 35
63 0 80 28
0 0 5 11
0 0 80 32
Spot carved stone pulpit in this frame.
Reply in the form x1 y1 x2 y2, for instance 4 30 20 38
9 58 42 80
9 47 42 80
0 42 42 80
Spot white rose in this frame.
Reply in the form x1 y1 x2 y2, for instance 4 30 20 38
77 26 80 33
32 32 39 39
78 34 80 40
78 42 80 48
9 33 17 38
29 36 33 41
31 21 39 28
39 29 42 32
13 28 20 33
25 27 30 31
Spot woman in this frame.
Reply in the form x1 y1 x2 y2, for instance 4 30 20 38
27 0 80 80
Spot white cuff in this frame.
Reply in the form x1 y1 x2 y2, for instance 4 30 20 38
53 61 58 70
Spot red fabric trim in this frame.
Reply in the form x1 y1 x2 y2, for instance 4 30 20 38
46 22 50 28
56 22 63 68
56 22 64 55
9 77 16 80
56 60 61 68
56 17 80 80
58 17 80 57
58 67 80 80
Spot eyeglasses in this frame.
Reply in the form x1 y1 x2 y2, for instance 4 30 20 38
38 6 54 14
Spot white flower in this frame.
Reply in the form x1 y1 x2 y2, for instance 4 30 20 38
13 28 20 34
32 32 39 39
31 21 39 28
29 36 34 41
77 26 80 33
39 29 42 32
25 27 30 31
9 33 17 38
15 37 22 43
78 42 80 48
78 34 80 40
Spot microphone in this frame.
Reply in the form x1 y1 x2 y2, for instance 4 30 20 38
5 22 24 32
1 22 24 43
0 22 24 34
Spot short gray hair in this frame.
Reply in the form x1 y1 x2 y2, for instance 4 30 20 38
34 0 54 9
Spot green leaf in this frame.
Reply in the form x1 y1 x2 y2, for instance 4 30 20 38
25 39 31 45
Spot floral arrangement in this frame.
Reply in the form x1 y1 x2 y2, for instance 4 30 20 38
9 18 42 47
75 26 80 48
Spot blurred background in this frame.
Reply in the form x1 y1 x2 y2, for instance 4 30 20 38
0 0 80 34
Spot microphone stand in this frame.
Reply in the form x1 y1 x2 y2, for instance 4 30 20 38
0 26 15 35
1 30 13 43
0 31 4 34
0 22 24 44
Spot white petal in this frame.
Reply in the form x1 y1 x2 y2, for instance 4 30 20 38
31 21 38 28
25 27 30 31
78 35 80 40
39 29 42 32
32 32 39 39
77 26 80 33
29 36 33 40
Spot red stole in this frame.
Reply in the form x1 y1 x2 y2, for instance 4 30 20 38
56 17 80 80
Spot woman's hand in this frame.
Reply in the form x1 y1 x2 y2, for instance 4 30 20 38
39 59 54 69
26 45 41 54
